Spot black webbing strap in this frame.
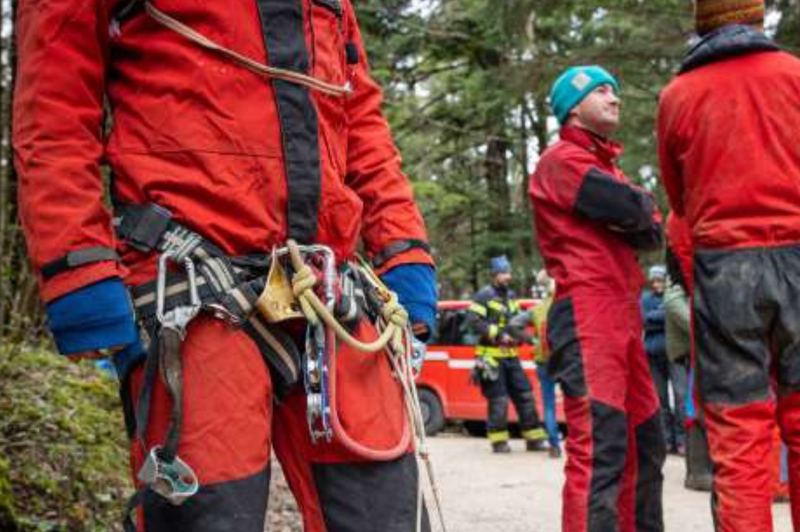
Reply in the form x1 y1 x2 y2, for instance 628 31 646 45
254 0 322 244
114 203 174 253
115 202 301 395
371 239 431 269
40 246 119 281
129 271 301 399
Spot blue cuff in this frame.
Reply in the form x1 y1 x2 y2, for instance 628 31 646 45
112 338 147 380
380 264 438 334
46 278 139 356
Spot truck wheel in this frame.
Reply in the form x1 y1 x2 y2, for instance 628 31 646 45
418 388 445 436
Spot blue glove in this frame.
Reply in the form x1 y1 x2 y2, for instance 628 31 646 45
46 277 140 357
381 264 437 340
112 339 146 380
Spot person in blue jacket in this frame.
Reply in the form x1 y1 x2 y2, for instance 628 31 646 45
642 265 684 453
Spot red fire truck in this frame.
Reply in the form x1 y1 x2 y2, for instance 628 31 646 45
416 300 565 436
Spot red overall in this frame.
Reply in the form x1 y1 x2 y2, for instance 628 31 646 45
530 126 665 532
14 0 432 530
658 26 800 532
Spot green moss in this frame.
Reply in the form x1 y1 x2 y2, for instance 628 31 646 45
0 346 131 532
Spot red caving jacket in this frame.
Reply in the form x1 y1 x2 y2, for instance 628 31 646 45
530 126 663 301
665 212 694 293
658 26 800 251
14 0 431 302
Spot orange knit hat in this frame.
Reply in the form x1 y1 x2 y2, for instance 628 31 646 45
694 0 765 36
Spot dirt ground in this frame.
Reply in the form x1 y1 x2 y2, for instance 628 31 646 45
422 433 793 532
268 432 794 531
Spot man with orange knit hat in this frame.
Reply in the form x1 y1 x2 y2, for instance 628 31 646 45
658 1 800 530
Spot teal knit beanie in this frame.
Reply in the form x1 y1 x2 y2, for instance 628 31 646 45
549 66 620 125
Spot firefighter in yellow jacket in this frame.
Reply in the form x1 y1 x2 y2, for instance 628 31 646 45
467 256 547 453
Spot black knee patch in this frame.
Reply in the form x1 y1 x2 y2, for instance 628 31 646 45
546 298 587 398
635 412 666 532
143 465 270 532
312 454 430 532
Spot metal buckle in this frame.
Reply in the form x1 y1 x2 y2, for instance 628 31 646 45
138 446 199 505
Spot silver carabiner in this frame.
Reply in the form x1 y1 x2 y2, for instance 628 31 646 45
156 253 201 338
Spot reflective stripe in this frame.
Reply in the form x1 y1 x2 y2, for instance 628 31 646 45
487 430 510 443
468 303 487 317
522 428 547 442
424 351 449 362
447 359 536 370
476 346 518 359
488 324 499 340
487 300 507 313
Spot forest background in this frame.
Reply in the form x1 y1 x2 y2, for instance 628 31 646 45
0 1 799 530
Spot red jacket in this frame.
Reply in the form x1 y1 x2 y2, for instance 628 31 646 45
14 0 431 302
530 126 662 300
657 26 800 251
665 212 694 293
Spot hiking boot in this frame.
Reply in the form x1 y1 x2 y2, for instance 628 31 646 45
525 439 547 452
492 441 512 454
548 446 563 459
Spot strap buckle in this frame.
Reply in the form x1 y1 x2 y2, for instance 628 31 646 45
137 446 199 505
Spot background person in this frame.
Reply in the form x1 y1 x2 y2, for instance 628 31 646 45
509 269 563 458
466 256 547 453
642 265 686 455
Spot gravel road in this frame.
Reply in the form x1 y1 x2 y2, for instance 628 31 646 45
423 433 792 532
267 432 793 531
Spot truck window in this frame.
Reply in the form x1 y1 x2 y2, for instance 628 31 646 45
432 309 478 346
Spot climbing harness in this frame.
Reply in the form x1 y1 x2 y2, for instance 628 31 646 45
114 203 447 531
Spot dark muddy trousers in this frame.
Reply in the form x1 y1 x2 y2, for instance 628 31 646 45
694 245 800 532
479 356 545 443
547 295 666 532
122 316 428 532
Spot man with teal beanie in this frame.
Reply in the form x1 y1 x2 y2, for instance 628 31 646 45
530 65 665 531
550 66 620 126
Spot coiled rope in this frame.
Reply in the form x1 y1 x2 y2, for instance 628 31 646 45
287 240 447 532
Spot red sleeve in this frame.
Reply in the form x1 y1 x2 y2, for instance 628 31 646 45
532 146 656 232
530 146 596 212
341 1 433 271
657 89 685 216
13 0 122 302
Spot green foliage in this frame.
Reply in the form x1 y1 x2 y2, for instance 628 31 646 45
356 0 704 294
0 347 130 532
